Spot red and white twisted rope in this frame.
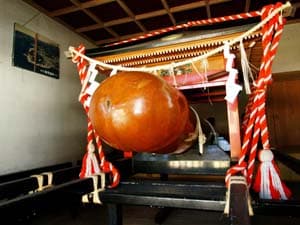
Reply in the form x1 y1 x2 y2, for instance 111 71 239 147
107 10 261 47
187 11 261 26
225 3 291 200
72 44 120 188
247 3 284 183
241 91 255 134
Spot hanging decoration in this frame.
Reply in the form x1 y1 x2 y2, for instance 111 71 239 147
72 45 120 188
69 2 292 194
225 2 291 200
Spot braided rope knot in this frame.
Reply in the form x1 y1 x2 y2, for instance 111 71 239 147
226 2 291 200
87 142 96 154
258 149 274 162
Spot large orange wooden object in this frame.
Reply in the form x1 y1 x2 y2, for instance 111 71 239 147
90 27 263 159
89 71 196 154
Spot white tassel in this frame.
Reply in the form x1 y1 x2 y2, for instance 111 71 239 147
257 150 288 200
85 143 101 177
240 41 253 94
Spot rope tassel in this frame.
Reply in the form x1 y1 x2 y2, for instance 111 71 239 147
253 150 291 200
251 2 291 200
79 142 100 179
225 2 292 200
72 45 120 188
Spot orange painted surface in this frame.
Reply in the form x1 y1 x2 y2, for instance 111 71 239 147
226 98 241 160
89 71 196 154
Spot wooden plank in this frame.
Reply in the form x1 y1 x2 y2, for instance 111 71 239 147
0 166 81 201
0 162 73 183
132 145 230 175
267 73 300 148
99 179 226 211
0 178 94 221
228 178 251 225
0 177 38 200
226 96 241 161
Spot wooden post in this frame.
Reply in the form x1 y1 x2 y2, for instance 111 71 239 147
226 97 241 161
107 203 122 225
228 176 252 225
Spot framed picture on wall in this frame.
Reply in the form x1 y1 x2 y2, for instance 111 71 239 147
12 23 60 79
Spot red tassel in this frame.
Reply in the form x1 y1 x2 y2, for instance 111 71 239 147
79 143 101 179
253 150 291 200
79 153 88 179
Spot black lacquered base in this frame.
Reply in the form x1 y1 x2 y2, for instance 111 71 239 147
133 144 230 175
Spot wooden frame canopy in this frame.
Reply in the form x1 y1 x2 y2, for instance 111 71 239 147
75 25 263 160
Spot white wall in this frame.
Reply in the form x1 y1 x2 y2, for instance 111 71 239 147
0 0 96 175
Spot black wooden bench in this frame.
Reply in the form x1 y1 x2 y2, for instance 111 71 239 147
97 146 300 225
0 162 96 223
0 162 73 184
100 179 228 225
1 148 299 225
98 145 234 225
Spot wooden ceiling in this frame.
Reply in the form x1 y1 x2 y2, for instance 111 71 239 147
23 0 300 47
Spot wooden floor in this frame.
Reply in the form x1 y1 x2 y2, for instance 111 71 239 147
27 204 300 225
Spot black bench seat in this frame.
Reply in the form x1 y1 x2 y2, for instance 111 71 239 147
0 164 91 223
100 179 226 211
0 162 73 184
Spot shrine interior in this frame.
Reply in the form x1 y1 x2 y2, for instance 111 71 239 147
0 1 300 225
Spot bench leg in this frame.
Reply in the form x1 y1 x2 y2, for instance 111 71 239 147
107 204 122 225
155 207 173 224
229 180 251 225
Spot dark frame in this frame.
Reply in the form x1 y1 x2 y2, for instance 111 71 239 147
12 23 60 79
